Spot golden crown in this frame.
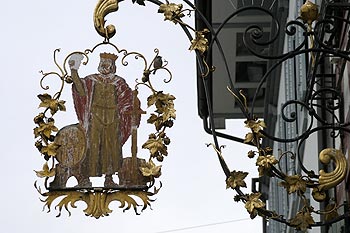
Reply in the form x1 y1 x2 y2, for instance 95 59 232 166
100 53 118 61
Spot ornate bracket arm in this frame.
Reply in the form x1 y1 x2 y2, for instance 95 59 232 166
312 148 348 202
94 0 119 39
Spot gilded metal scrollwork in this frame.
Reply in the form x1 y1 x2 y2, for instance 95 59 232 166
94 0 119 39
36 183 160 218
312 148 348 202
35 0 350 228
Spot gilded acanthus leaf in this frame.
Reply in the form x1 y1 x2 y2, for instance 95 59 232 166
289 208 315 231
189 29 209 54
245 193 266 219
226 171 248 189
40 142 60 157
39 188 160 217
38 93 66 115
256 154 278 176
139 160 162 178
279 175 307 194
158 2 185 23
34 162 55 178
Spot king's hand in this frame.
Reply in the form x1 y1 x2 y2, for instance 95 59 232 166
69 54 84 71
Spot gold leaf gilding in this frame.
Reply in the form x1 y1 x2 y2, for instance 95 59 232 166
245 193 266 219
279 175 307 194
142 138 166 156
289 208 315 231
40 142 60 157
139 160 162 178
226 171 248 189
38 93 66 115
300 0 319 25
34 162 55 178
189 29 209 54
94 0 118 39
34 121 58 139
256 155 278 176
245 119 266 133
38 188 160 218
158 2 185 23
312 148 347 202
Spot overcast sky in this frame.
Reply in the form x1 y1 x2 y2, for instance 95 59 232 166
0 1 262 232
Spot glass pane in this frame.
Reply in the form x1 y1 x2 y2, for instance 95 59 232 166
236 61 267 82
241 88 265 107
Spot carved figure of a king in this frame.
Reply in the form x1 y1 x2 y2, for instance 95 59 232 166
69 53 137 187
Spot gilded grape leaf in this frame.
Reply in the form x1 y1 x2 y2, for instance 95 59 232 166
38 93 66 115
41 142 60 157
147 114 164 131
158 2 185 23
33 120 58 139
244 132 264 145
289 209 315 231
147 94 158 107
245 119 266 133
256 155 278 176
244 132 254 143
142 137 166 156
34 162 55 178
34 113 45 124
158 92 176 102
148 93 175 108
226 171 248 189
279 175 307 194
162 104 176 121
189 29 209 54
140 160 162 178
245 193 266 219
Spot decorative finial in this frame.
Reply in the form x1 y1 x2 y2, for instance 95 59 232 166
300 0 319 25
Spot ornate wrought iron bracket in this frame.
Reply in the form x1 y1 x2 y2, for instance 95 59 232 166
34 0 350 229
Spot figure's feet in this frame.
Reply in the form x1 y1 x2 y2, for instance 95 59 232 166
104 175 118 188
75 178 92 188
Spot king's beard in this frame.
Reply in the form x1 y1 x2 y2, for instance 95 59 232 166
98 64 116 79
98 72 115 79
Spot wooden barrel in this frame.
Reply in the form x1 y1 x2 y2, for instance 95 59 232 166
54 124 86 167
